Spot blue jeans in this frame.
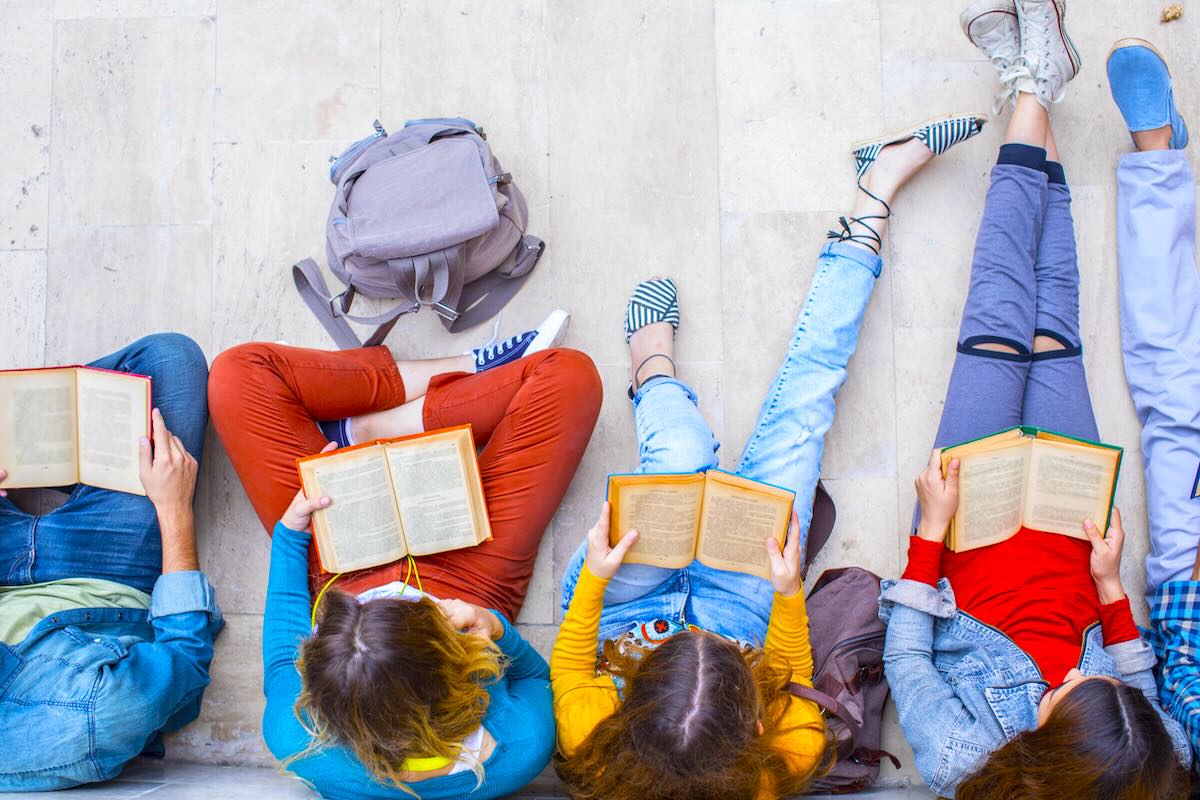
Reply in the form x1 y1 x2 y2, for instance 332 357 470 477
0 334 208 594
562 242 882 646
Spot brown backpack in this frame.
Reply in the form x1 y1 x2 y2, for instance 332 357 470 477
788 567 899 795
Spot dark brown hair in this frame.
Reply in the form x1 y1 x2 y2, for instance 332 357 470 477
289 591 502 787
556 630 831 800
956 678 1188 800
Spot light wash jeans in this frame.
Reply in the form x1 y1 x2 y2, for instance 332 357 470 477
561 242 882 646
1117 151 1200 594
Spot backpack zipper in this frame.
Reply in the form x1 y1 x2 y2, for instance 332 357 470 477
328 123 388 180
814 631 884 678
404 116 483 137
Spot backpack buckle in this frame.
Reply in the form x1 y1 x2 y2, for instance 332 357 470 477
330 288 355 317
431 301 460 322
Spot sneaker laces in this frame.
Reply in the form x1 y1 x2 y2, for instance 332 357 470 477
1018 11 1068 103
995 61 1033 112
467 314 505 358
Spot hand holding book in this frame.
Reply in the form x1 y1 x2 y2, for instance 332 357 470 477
765 508 804 597
281 443 339 531
914 448 961 544
585 502 640 580
1084 508 1127 605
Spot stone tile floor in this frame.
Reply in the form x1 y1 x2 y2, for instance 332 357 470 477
2 1 1197 797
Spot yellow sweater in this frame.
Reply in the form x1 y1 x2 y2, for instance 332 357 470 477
550 564 826 775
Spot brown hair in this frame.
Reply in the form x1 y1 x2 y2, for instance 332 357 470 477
956 678 1188 800
289 591 502 787
556 630 831 800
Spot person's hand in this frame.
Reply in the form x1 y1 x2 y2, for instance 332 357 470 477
585 502 639 580
280 442 338 531
281 489 331 532
767 509 804 597
1085 508 1126 604
139 408 199 517
0 468 8 497
915 449 960 543
437 598 504 641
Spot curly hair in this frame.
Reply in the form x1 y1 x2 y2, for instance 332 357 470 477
956 677 1188 800
287 591 503 790
556 630 832 800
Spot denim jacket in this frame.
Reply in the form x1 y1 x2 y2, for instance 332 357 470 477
0 571 223 791
879 577 1191 798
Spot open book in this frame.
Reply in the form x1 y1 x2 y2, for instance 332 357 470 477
297 425 492 573
0 366 151 495
940 426 1123 552
607 470 795 581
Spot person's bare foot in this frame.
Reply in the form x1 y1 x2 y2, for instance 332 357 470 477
628 321 675 391
860 137 936 205
1133 123 1173 152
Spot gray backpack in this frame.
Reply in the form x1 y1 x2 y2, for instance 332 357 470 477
789 567 899 795
293 118 545 349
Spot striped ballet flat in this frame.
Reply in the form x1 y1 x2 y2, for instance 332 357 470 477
851 112 989 180
624 277 680 398
624 277 680 343
828 113 988 254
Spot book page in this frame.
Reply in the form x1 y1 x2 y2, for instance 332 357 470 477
695 473 791 580
950 444 1029 551
77 369 149 495
385 434 482 556
1023 440 1119 538
300 446 406 573
0 369 78 489
609 475 704 569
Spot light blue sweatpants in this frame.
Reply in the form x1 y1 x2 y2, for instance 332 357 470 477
1118 150 1200 595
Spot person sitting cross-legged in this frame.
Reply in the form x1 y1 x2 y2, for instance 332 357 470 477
206 311 601 800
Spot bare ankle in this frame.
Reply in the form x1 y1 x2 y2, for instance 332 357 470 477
633 353 675 389
1132 125 1173 152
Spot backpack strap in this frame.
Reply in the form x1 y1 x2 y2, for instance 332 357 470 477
387 246 466 327
786 682 863 746
443 235 545 333
292 258 419 350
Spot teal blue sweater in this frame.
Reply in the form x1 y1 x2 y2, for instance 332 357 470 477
262 522 555 799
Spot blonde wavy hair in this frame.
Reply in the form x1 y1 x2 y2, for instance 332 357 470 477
286 591 503 789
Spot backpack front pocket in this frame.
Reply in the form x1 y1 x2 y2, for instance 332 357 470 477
344 137 499 261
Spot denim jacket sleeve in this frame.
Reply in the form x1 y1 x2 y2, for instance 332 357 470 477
879 577 967 792
92 570 223 763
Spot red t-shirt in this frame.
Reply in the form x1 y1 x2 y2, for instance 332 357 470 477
901 527 1139 687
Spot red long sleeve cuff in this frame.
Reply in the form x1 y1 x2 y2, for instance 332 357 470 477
1099 596 1139 645
902 536 944 586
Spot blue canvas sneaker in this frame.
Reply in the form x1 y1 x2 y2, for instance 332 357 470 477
471 309 571 372
1107 38 1189 149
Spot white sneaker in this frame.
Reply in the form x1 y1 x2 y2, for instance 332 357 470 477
1015 0 1082 109
960 1 1030 112
526 309 571 355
